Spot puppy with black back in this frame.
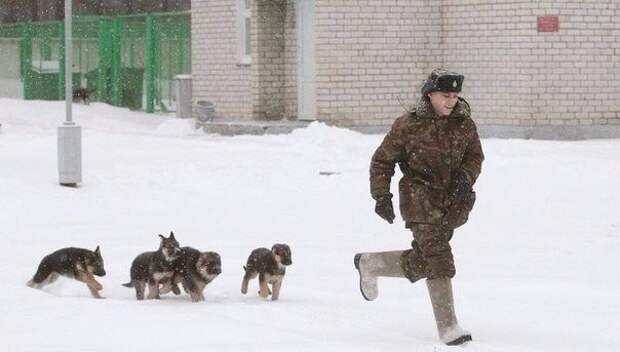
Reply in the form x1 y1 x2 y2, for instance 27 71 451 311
27 246 106 299
122 232 181 300
241 243 292 300
163 247 222 302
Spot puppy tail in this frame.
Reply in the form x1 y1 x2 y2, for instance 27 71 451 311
121 281 134 288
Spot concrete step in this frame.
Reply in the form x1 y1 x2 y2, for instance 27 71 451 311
198 119 311 136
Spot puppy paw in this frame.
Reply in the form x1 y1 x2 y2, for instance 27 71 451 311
190 293 204 302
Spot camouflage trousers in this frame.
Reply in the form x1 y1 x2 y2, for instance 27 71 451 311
400 223 455 281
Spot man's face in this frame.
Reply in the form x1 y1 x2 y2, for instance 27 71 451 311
428 91 459 117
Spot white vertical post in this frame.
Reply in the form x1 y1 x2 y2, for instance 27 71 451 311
297 0 317 121
175 75 193 119
58 0 82 186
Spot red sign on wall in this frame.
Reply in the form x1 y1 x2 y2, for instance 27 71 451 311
537 16 559 32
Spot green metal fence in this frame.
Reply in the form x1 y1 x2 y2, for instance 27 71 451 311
0 23 24 98
0 12 190 113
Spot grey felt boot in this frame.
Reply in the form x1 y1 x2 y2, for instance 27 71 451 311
353 251 405 301
426 278 472 345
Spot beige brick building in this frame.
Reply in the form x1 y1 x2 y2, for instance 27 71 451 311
191 0 620 138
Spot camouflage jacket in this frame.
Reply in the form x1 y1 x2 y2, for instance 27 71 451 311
369 97 484 227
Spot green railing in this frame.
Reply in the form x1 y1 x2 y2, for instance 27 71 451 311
0 11 191 113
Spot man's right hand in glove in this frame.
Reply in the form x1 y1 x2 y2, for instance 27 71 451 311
374 194 395 224
448 170 472 202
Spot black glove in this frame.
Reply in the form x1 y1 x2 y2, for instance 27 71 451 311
374 194 395 224
448 170 472 202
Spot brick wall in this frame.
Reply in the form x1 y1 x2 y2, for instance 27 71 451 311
442 0 620 128
193 0 297 121
314 0 619 130
191 0 619 135
192 0 253 119
314 0 443 128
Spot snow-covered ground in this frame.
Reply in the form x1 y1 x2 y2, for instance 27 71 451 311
0 98 618 352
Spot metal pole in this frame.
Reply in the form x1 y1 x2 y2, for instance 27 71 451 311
65 0 72 123
59 22 65 99
58 0 81 186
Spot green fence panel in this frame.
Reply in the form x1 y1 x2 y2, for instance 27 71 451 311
145 15 156 113
97 18 112 103
72 16 102 100
0 12 190 112
0 23 24 99
120 16 146 110
154 13 191 112
22 24 34 99
111 18 122 106
29 21 62 100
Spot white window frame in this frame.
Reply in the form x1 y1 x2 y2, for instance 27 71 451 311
237 0 252 65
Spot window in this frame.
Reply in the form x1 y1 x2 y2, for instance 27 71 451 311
238 0 252 65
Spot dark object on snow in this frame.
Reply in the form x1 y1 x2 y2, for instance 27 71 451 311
319 171 341 176
27 246 106 299
241 244 292 301
122 232 181 300
164 247 222 302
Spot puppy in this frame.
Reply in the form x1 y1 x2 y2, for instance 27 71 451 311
122 232 181 300
72 88 94 104
27 246 106 299
163 247 222 302
241 243 292 300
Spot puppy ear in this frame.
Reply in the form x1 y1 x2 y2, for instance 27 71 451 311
158 234 165 240
94 245 101 254
169 232 175 239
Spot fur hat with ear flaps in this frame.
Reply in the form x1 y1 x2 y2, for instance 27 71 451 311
421 68 464 97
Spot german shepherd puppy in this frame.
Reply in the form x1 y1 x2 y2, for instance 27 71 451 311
162 247 222 302
27 246 106 299
241 244 292 300
72 87 95 104
122 232 182 300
